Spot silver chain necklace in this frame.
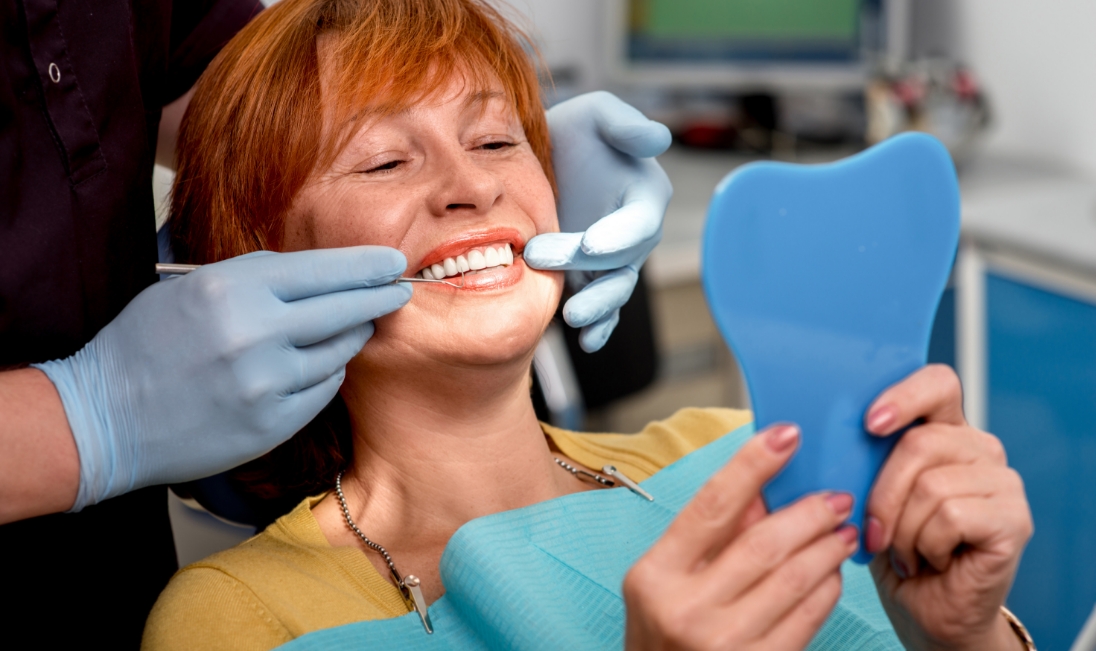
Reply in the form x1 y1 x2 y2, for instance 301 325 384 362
334 459 652 634
336 471 434 634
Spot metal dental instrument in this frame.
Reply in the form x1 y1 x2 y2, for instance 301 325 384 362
155 263 466 288
155 263 203 275
397 273 465 288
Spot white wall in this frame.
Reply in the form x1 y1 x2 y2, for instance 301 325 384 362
956 0 1096 179
498 0 604 91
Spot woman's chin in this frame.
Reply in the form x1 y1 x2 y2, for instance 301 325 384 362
360 265 562 373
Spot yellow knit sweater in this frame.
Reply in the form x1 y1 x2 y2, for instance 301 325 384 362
142 407 753 650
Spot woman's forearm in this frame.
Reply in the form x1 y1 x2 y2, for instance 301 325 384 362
0 368 79 523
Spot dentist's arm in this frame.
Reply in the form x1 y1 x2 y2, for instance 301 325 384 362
0 369 81 523
1 246 410 523
524 92 673 352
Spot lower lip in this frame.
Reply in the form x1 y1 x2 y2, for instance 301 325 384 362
419 258 525 292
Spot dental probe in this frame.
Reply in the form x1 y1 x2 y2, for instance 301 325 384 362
154 263 466 288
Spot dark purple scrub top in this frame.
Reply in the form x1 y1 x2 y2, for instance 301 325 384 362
0 0 259 645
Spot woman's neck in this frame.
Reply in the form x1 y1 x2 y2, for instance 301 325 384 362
312 352 587 600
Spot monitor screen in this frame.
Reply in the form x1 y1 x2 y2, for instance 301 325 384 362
628 0 870 64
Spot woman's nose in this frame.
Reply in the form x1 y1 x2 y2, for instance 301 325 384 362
426 148 505 217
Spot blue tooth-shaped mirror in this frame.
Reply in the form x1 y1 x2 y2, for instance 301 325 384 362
701 133 960 563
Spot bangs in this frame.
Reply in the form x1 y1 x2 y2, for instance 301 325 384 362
172 0 553 265
316 0 548 171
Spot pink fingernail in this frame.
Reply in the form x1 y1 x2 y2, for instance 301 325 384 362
867 405 897 433
837 525 860 548
825 493 854 519
865 517 885 553
765 425 799 453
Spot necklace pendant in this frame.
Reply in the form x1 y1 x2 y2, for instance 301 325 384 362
602 465 654 502
403 575 433 634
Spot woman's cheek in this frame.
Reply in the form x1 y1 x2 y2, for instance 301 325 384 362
505 157 558 235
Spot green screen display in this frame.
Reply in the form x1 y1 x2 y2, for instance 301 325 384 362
632 0 861 42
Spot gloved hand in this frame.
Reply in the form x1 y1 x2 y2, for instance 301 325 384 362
33 247 411 511
523 91 673 352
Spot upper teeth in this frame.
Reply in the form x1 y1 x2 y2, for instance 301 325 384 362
420 243 514 280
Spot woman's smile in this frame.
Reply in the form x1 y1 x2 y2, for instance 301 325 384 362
409 227 527 291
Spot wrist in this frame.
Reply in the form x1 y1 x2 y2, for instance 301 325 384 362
921 611 1030 651
984 608 1032 651
33 338 136 510
0 368 80 522
1000 606 1036 650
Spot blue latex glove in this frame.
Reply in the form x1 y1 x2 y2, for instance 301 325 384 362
33 247 411 511
523 92 673 352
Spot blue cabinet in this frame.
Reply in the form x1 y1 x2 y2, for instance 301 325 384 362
985 272 1096 650
934 253 1096 650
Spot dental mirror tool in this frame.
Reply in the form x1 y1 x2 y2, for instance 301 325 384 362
154 263 467 288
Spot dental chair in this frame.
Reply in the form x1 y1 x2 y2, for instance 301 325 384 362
533 269 659 431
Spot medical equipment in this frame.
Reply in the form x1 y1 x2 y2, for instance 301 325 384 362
279 422 902 650
155 263 467 289
604 0 906 93
701 132 960 563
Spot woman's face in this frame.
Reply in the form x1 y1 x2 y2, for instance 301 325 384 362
282 75 562 374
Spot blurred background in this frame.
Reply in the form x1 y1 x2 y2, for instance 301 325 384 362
159 2 1096 649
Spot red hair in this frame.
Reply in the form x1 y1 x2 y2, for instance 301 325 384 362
170 0 553 519
171 0 553 263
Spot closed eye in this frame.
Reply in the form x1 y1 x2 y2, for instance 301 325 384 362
365 160 403 173
478 140 515 151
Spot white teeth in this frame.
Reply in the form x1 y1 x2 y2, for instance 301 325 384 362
420 244 516 279
484 247 500 267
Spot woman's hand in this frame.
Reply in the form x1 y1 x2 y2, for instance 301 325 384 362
864 365 1034 650
624 425 859 650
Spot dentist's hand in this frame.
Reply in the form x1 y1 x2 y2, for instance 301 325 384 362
524 92 672 352
34 247 411 511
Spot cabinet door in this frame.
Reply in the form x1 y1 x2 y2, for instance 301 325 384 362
987 272 1096 651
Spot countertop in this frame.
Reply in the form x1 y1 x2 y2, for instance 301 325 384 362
648 146 1096 287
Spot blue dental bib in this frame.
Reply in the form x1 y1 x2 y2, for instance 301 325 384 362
280 424 901 650
702 133 960 563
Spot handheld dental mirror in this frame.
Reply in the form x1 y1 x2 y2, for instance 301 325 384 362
701 132 960 562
